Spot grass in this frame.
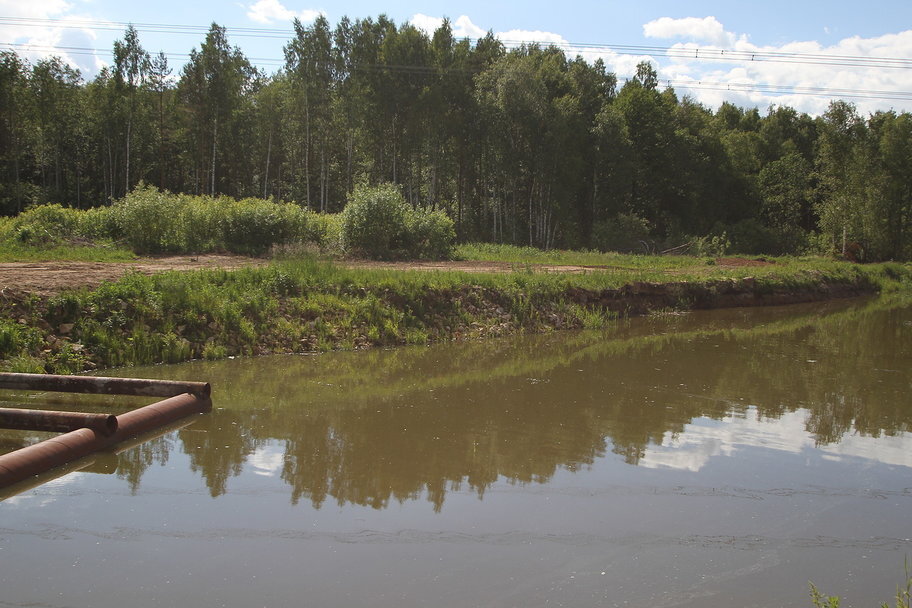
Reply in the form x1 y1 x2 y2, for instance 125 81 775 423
0 251 908 374
0 242 136 263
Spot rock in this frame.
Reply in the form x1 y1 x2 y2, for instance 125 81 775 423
59 323 75 334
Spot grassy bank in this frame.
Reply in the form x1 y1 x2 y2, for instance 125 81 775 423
1 253 909 374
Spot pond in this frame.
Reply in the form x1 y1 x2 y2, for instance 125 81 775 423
1 296 911 607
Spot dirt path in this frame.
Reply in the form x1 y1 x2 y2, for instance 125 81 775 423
0 255 268 296
0 255 774 297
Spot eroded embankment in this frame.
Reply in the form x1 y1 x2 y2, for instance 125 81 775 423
563 275 876 315
0 262 899 375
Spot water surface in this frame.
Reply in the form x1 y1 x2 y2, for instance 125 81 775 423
2 296 911 607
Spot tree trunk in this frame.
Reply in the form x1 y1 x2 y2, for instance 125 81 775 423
263 128 272 199
125 117 131 196
210 115 218 196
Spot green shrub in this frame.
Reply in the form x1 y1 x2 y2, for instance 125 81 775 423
403 207 456 259
111 185 184 253
78 206 121 242
9 204 82 245
340 183 409 259
340 183 455 260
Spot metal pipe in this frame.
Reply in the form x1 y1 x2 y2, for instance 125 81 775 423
0 392 212 490
0 407 118 436
0 373 210 398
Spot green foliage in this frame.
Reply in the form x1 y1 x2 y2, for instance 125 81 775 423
3 25 912 259
690 232 731 257
403 206 456 259
340 183 408 259
7 204 82 245
341 183 455 259
716 219 808 256
809 583 841 608
87 185 326 255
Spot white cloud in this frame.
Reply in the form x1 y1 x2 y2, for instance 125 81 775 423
409 14 486 40
496 28 568 47
0 0 104 76
246 0 322 25
453 16 486 40
637 16 912 115
644 16 739 48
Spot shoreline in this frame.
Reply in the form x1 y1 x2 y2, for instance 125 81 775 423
0 258 906 374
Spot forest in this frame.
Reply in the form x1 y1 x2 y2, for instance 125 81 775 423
0 16 910 260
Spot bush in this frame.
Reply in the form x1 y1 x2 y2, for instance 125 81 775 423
404 207 456 259
722 219 808 256
8 204 82 245
111 186 184 253
103 186 324 255
340 183 408 259
340 183 456 260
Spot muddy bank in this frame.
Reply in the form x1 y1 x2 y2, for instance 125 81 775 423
564 275 876 315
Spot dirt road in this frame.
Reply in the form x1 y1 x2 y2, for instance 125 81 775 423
0 255 773 297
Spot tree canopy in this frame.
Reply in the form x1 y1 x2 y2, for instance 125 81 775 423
0 17 909 260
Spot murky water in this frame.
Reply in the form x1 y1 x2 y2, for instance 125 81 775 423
2 296 911 608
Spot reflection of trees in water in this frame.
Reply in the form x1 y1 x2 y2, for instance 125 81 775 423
114 297 911 507
177 409 261 497
116 434 173 493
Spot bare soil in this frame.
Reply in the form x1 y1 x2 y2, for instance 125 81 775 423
0 255 776 297
0 255 267 297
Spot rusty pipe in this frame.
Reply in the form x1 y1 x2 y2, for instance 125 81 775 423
0 392 212 490
0 407 118 436
0 373 210 398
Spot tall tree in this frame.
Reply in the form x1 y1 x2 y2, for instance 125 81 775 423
113 25 150 196
816 101 866 255
0 51 29 213
178 23 254 195
148 51 173 189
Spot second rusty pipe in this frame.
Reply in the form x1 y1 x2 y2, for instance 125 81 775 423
0 407 118 436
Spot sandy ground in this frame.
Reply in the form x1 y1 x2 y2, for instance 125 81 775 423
0 255 267 297
0 255 772 297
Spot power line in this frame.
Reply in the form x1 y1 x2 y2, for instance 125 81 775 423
3 21 911 104
3 15 912 71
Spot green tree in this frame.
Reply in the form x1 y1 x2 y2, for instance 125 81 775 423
113 25 151 196
178 23 255 196
816 101 867 256
0 51 29 213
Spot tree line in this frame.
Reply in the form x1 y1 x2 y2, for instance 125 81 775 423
0 16 910 260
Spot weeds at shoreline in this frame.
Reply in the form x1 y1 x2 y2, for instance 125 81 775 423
0 254 908 374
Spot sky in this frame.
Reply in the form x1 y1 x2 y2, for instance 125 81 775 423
2 0 912 116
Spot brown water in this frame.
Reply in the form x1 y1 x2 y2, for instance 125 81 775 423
1 296 911 608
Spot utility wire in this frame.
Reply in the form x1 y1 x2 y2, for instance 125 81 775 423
3 15 912 70
3 21 912 103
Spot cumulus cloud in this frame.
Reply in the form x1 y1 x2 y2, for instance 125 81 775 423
647 20 912 115
246 0 322 25
0 0 104 75
643 16 740 48
410 14 486 39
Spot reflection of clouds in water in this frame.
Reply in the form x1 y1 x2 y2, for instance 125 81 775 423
640 408 912 472
248 444 284 477
3 472 86 509
821 434 912 469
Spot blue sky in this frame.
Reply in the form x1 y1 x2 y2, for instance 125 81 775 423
2 0 911 115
